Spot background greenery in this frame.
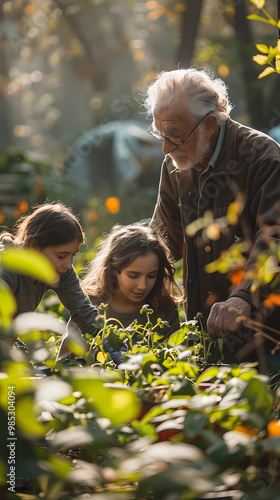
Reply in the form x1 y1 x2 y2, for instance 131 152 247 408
1 2 280 498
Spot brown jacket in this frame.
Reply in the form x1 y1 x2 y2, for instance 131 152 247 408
152 118 280 353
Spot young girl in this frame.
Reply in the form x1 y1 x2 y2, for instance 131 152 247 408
81 222 183 362
0 202 102 344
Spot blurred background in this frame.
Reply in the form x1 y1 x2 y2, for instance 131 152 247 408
0 0 279 246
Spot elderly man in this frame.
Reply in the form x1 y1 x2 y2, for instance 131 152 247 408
145 68 280 362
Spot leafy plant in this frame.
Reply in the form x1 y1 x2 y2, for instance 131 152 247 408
248 0 280 78
1 233 280 499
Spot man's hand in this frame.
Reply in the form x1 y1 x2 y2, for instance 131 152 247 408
207 297 251 337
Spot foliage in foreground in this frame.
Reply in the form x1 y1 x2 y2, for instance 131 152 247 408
0 202 280 499
1 263 280 499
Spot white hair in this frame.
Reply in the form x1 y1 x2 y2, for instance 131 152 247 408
144 68 233 125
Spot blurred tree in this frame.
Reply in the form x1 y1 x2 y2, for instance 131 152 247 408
2 0 279 159
178 0 204 67
1 0 279 235
224 0 266 130
0 8 13 153
194 0 280 130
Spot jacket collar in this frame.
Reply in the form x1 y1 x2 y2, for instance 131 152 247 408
208 122 226 169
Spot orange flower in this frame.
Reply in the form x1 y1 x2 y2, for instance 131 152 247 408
25 5 35 15
263 293 280 309
0 213 5 224
105 197 120 214
229 268 244 285
267 419 280 437
17 200 29 213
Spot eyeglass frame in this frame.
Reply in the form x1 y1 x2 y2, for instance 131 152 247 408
147 111 212 147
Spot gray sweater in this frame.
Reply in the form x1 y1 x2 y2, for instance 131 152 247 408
1 237 102 337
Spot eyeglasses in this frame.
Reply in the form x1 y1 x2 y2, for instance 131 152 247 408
148 112 211 147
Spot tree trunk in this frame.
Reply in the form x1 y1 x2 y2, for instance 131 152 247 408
227 0 266 130
0 9 13 153
53 0 110 90
177 0 204 68
278 0 280 37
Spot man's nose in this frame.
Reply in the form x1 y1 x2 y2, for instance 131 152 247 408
162 137 176 156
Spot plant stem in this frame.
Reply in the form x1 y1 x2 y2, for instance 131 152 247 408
261 7 278 26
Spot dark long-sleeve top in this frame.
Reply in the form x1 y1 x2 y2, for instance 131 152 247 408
152 118 280 345
1 237 102 337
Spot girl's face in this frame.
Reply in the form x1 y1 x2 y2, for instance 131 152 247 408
33 238 80 275
114 251 159 309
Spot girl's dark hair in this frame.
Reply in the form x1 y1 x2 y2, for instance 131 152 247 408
82 222 182 310
0 202 84 248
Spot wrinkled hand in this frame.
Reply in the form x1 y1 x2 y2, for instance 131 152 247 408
207 297 251 338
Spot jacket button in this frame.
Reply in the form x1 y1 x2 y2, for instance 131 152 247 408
205 245 211 252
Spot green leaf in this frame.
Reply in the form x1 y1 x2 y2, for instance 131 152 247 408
16 396 47 437
255 43 269 53
184 411 208 439
252 54 269 65
35 379 72 403
247 14 275 25
13 311 66 336
0 362 34 411
187 332 200 341
208 438 246 467
52 425 94 449
0 279 16 326
258 67 276 78
71 371 141 425
1 247 58 284
196 366 220 385
46 456 73 479
168 330 185 346
168 361 200 379
94 384 142 425
239 376 274 426
106 328 126 351
249 0 265 8
172 378 196 397
71 371 105 400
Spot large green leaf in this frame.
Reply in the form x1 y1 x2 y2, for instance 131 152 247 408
167 361 200 379
71 372 141 425
196 366 220 385
0 362 34 411
1 247 58 284
0 279 16 326
168 330 185 346
13 312 66 336
16 396 47 438
239 376 274 426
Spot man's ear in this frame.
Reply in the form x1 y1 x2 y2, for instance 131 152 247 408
205 113 218 138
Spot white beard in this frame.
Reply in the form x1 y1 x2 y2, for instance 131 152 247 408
168 129 211 171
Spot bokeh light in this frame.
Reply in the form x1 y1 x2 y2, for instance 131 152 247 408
105 197 120 214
